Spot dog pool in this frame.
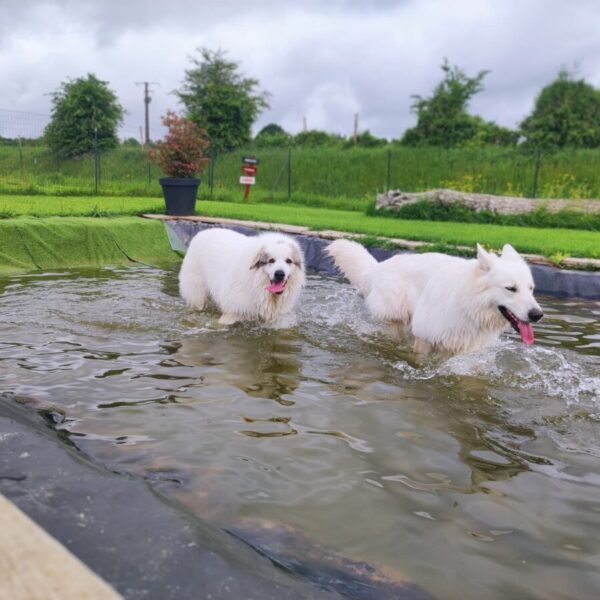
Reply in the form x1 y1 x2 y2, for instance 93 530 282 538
1 266 599 599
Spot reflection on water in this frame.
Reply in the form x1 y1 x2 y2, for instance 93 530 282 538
0 267 599 599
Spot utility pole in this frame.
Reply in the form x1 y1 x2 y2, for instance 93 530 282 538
135 81 159 145
353 113 359 145
303 116 308 133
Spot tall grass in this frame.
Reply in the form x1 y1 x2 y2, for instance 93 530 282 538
1 144 600 202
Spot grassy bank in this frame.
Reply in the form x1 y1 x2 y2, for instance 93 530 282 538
2 145 600 201
1 195 598 260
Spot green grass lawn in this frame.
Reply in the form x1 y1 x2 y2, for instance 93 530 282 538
1 194 599 259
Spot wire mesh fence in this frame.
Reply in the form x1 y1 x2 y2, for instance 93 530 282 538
1 109 600 203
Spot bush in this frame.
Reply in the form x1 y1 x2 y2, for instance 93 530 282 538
294 130 345 147
147 111 210 178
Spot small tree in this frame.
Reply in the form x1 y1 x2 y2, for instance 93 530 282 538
294 130 344 147
255 123 292 147
147 111 210 178
401 60 489 147
257 123 286 137
520 70 600 149
464 118 519 147
176 48 270 152
44 74 124 159
344 130 388 148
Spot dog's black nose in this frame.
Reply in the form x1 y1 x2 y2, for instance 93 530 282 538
274 270 285 282
528 308 544 322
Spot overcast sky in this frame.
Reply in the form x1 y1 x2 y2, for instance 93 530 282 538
1 0 599 141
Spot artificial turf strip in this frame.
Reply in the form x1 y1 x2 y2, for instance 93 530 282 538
0 217 179 275
0 195 599 258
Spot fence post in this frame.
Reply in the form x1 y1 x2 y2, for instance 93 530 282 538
94 127 100 194
209 147 215 200
287 147 292 202
531 148 541 198
386 147 392 191
18 137 23 176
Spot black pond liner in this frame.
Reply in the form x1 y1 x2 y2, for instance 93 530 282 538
165 220 600 300
2 397 433 600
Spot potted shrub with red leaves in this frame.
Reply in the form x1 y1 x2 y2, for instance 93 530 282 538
148 111 210 216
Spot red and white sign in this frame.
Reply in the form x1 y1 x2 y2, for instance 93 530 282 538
241 156 259 199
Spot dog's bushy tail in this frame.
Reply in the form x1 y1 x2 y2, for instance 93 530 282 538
327 239 377 295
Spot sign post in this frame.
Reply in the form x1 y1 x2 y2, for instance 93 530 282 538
240 156 259 199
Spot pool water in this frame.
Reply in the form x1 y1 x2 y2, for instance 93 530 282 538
1 267 599 599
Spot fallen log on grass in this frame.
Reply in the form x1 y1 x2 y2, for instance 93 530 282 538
376 189 600 215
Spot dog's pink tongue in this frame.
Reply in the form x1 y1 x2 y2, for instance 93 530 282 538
517 320 535 345
267 281 286 293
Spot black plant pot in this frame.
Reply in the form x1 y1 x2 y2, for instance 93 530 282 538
159 177 200 216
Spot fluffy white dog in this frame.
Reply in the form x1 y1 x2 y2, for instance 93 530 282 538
179 228 305 324
327 240 543 354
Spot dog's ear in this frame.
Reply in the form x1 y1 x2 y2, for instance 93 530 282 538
500 243 523 263
250 247 268 270
476 243 495 272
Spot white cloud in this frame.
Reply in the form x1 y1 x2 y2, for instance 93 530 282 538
1 0 598 140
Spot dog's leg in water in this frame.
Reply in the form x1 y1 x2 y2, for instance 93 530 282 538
413 337 433 355
179 270 208 310
219 313 241 325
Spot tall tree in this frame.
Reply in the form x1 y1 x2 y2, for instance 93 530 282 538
401 60 491 147
176 48 270 152
520 69 600 149
44 74 124 159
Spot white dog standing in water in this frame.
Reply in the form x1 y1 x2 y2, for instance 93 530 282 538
328 240 543 354
179 228 305 324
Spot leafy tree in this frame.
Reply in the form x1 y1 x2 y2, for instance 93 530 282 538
344 130 388 148
44 74 124 159
520 70 600 149
255 123 292 147
294 130 344 147
401 60 489 147
463 118 519 147
176 48 270 152
257 123 286 137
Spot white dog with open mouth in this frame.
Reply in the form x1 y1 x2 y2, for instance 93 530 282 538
327 240 543 354
179 228 305 324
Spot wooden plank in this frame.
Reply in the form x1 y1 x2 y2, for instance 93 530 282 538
0 494 122 600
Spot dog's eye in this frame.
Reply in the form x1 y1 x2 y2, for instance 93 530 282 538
285 258 293 264
505 285 517 292
268 258 275 264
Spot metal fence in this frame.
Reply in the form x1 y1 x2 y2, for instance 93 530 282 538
2 109 599 202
